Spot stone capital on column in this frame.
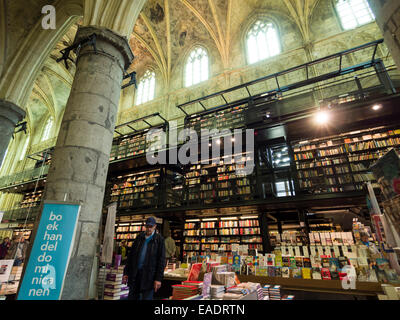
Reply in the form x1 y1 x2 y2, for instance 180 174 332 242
74 26 134 72
0 99 26 126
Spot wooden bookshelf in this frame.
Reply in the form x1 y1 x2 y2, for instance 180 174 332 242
182 216 263 257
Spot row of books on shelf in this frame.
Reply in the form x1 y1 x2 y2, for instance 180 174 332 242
309 231 354 245
187 188 252 198
294 143 399 162
186 220 259 229
116 226 144 232
111 185 156 196
292 128 400 152
296 158 347 169
116 233 140 240
184 229 261 236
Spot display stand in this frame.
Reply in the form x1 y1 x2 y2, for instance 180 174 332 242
237 275 383 296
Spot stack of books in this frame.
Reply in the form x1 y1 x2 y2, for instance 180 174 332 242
262 285 270 300
255 283 264 300
269 285 281 300
281 295 295 300
171 285 199 300
210 285 225 300
182 280 203 294
103 266 129 300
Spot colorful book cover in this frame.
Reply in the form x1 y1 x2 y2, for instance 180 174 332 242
311 256 322 268
289 257 297 268
292 267 302 279
253 255 260 266
329 258 340 272
330 271 339 280
282 267 290 278
275 267 282 277
187 263 203 281
266 254 275 266
295 257 303 268
267 266 276 277
302 257 311 268
321 257 330 268
256 266 268 276
375 258 390 270
247 264 256 276
312 267 322 280
282 256 290 267
321 268 331 280
275 254 283 267
228 256 233 265
258 254 266 267
232 255 241 272
302 267 312 279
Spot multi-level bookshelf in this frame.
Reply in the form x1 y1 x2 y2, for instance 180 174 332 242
107 166 183 211
109 128 162 162
184 150 255 205
109 168 161 209
292 126 400 194
182 216 263 258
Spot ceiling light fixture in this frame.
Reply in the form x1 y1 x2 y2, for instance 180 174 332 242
315 110 330 125
372 104 382 111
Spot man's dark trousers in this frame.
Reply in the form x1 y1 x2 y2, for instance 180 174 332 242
128 269 154 300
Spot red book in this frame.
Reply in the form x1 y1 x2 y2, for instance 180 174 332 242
321 268 331 280
187 263 202 281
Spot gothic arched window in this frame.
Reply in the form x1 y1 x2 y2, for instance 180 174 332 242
246 20 281 64
185 47 209 87
335 0 375 30
136 70 156 105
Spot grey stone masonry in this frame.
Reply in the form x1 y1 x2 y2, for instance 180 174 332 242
0 99 26 164
41 26 133 300
368 0 400 70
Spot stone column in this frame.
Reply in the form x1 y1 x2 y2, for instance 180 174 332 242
42 26 133 300
368 0 400 69
0 99 25 164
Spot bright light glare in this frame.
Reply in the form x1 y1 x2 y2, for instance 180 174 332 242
315 111 330 125
372 104 381 111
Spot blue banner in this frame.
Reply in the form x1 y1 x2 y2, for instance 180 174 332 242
17 202 80 300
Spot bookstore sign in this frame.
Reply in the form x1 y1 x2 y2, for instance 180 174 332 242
17 202 80 300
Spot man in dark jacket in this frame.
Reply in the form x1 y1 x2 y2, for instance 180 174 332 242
123 217 166 300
